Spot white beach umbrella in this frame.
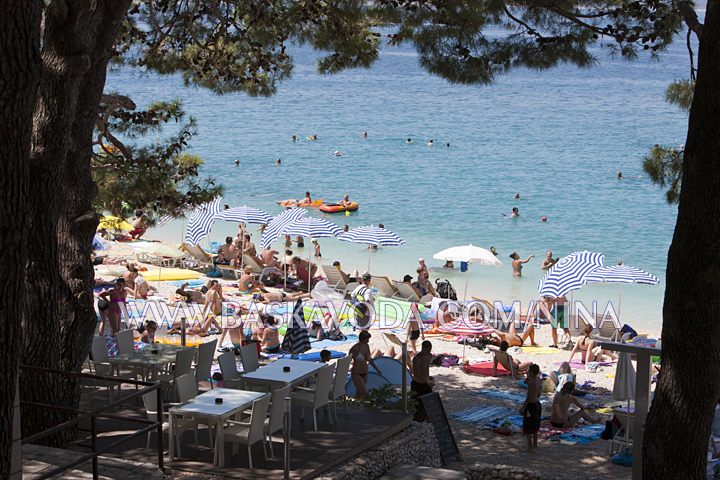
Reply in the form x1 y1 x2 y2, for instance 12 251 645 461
432 244 502 301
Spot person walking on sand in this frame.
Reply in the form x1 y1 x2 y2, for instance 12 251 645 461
510 252 534 277
411 340 434 421
521 364 542 452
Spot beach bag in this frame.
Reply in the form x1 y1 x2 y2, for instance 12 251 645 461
435 279 457 301
432 353 459 367
620 324 637 339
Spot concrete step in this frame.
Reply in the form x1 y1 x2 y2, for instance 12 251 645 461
380 463 466 480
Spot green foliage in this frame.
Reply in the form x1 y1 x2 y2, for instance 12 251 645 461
642 144 683 204
92 98 222 220
665 79 694 112
112 1 683 93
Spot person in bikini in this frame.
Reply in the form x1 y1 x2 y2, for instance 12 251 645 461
349 331 382 399
98 278 127 335
493 341 533 376
260 314 281 354
407 302 425 356
568 324 616 364
510 252 534 277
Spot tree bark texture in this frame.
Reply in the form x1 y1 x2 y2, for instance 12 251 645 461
0 0 41 475
643 0 720 477
22 0 131 444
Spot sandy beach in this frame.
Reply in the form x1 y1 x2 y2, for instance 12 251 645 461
94 244 642 479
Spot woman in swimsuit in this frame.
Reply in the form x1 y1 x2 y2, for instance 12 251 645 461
510 252 534 277
237 266 266 294
568 324 615 364
98 278 127 335
260 315 281 353
348 331 382 399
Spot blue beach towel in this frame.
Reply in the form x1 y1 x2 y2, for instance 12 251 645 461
473 389 528 403
284 350 345 361
169 279 207 288
555 423 605 444
484 414 525 430
309 334 357 349
449 406 517 426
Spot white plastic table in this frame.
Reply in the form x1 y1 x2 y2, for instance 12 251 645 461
241 358 323 389
168 388 267 467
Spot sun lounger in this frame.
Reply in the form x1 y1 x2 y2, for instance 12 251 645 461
371 276 398 298
215 264 241 280
391 280 421 302
180 243 215 273
322 264 347 293
593 318 620 342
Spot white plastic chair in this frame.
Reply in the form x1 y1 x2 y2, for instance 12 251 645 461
265 385 291 457
291 365 334 431
116 329 135 355
329 355 352 421
218 352 242 389
194 339 217 389
89 336 119 399
223 395 271 468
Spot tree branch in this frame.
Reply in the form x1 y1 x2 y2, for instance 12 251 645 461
679 0 703 38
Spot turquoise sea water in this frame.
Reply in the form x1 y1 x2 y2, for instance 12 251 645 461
106 33 692 334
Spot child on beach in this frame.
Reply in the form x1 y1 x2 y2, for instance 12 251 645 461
521 364 542 452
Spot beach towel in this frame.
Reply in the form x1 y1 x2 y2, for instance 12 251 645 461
169 279 207 288
485 414 525 430
472 389 527 403
449 406 516 426
538 420 576 439
464 361 510 377
283 350 345 361
558 360 613 369
556 423 605 444
521 346 562 355
309 334 357 349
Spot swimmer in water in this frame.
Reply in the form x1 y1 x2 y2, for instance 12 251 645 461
363 131 368 138
427 139 434 146
446 142 450 147
511 207 520 217
406 138 412 144
490 246 498 256
234 159 240 166
309 134 318 141
291 134 297 142
515 192 521 200
332 150 343 157
276 158 282 165
343 224 349 232
617 171 623 179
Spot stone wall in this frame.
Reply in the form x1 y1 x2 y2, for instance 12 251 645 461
464 463 545 480
315 422 442 480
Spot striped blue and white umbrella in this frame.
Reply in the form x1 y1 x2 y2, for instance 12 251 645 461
214 206 272 225
538 250 605 298
260 207 307 249
338 225 406 246
281 217 342 238
585 265 659 285
184 197 222 246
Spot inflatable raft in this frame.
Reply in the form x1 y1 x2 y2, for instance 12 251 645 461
319 202 359 213
277 199 324 208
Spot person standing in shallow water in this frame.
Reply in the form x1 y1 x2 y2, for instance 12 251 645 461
510 252 534 277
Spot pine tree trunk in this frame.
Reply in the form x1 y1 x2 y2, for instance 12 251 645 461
0 1 41 475
21 0 131 443
643 0 720 477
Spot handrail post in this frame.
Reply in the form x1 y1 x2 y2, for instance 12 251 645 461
156 386 165 471
283 396 291 479
401 342 408 415
90 416 98 480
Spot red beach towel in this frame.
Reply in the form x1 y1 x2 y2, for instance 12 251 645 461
464 361 510 377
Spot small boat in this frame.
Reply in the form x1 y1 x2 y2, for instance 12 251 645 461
277 199 325 208
319 202 359 213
